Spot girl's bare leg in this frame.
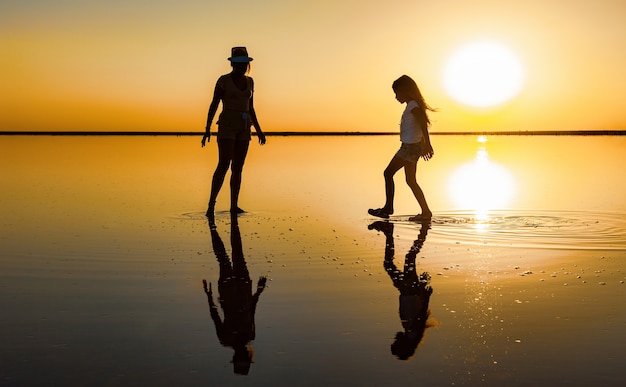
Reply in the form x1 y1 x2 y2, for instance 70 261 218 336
404 162 432 217
382 156 405 214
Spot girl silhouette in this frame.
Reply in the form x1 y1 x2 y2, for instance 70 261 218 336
369 75 436 221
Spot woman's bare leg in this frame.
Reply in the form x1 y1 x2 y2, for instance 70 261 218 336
229 140 250 213
207 139 236 216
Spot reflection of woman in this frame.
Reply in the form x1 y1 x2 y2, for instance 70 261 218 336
369 220 434 360
202 217 267 375
201 46 266 219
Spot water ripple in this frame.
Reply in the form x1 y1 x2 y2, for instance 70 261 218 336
396 210 626 250
177 211 210 220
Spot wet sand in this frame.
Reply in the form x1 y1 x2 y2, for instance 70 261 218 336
1 135 625 386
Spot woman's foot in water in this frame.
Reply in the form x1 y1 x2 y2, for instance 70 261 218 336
230 207 245 215
205 201 215 218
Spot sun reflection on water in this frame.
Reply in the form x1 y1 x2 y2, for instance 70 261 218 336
448 137 515 220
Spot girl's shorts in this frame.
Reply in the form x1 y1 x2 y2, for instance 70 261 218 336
395 142 422 163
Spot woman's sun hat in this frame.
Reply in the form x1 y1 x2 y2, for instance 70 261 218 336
228 47 253 63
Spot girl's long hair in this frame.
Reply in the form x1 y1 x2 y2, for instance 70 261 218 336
392 75 437 126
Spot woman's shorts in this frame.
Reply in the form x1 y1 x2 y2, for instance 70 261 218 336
217 110 252 141
395 142 422 163
217 126 251 141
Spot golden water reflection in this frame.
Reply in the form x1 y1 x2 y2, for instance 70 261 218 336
1 135 625 385
448 136 516 220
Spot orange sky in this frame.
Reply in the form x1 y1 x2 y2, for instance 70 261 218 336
2 0 625 133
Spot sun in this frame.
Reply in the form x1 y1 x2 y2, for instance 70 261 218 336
443 41 524 108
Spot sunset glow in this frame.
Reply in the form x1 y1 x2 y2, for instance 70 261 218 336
443 41 524 108
1 1 625 132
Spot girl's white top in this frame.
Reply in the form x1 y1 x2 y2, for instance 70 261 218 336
400 100 423 144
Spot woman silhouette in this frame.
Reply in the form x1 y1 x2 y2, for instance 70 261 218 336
201 46 266 219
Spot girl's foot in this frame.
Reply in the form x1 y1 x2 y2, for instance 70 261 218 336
408 212 432 222
368 208 392 219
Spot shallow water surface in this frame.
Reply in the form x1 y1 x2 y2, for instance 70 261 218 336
418 209 626 250
1 135 625 386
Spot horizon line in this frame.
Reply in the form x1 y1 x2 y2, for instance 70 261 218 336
0 130 624 136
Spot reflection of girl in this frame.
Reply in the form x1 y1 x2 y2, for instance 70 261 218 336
201 47 266 218
369 75 436 221
388 270 433 361
369 220 434 360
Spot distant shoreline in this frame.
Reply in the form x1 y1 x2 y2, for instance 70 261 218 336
0 130 624 136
